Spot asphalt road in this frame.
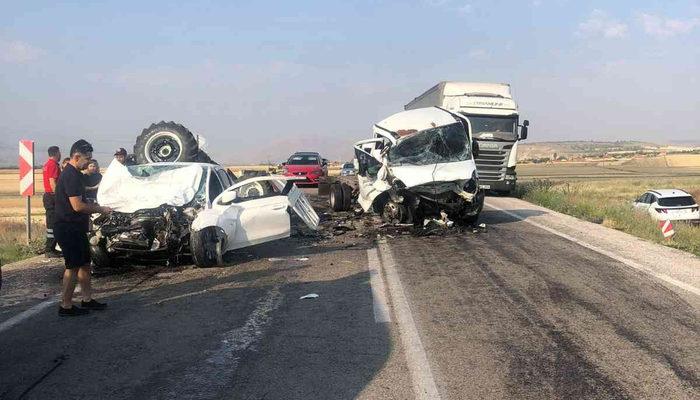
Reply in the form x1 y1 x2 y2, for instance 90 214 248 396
1 193 698 399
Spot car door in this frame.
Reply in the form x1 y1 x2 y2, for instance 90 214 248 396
205 176 319 252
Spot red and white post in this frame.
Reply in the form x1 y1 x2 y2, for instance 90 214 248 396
658 219 675 240
19 140 35 245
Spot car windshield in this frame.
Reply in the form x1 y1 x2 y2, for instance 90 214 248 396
462 114 518 141
388 122 471 166
342 163 354 169
658 196 696 207
288 155 319 165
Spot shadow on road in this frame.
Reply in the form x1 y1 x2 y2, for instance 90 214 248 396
480 208 548 225
0 268 390 400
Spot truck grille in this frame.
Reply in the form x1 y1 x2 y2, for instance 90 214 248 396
475 146 510 182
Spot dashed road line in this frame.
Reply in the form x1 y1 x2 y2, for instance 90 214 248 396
487 203 700 297
367 248 391 323
377 240 441 400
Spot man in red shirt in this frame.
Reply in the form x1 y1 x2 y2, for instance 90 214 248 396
42 146 62 257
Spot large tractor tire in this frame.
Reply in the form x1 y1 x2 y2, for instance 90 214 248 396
134 121 208 164
190 227 224 268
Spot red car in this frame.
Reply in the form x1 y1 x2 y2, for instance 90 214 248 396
283 152 327 185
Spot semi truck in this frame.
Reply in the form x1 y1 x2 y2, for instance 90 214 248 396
405 82 529 195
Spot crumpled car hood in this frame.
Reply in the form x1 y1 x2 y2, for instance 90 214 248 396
97 160 203 213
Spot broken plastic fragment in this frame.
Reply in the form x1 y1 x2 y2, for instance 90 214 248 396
295 257 310 261
299 293 319 299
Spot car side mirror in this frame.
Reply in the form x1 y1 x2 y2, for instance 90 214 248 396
519 120 529 140
218 190 238 205
322 158 328 166
472 139 480 158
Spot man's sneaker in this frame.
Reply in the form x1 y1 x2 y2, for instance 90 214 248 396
81 299 107 310
58 306 90 317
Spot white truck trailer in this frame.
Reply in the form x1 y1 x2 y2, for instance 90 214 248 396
405 82 529 194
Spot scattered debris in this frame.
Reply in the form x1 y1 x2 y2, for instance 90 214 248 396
295 257 310 261
299 293 319 300
268 257 284 262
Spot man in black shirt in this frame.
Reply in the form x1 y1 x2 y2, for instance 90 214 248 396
55 139 112 317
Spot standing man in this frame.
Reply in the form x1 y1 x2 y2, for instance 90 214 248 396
42 146 61 258
54 139 111 316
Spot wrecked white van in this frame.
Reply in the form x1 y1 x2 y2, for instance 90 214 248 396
91 160 319 268
330 107 484 224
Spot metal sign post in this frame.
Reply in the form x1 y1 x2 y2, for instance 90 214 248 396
19 140 35 245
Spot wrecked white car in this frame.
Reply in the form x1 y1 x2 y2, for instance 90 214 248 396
91 160 319 268
325 107 484 225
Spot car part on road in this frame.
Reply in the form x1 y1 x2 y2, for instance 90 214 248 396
299 293 319 299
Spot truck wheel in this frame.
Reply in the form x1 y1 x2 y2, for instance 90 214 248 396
190 227 223 268
134 121 200 164
330 184 345 211
90 244 115 269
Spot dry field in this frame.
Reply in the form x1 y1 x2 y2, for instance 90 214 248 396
516 156 700 256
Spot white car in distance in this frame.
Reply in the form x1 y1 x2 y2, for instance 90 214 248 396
633 189 700 222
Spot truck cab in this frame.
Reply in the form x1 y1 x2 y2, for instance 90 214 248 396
405 82 529 195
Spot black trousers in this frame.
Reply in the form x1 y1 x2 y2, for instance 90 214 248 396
43 193 57 252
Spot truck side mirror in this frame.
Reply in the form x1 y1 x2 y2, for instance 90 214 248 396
472 139 479 158
520 120 529 140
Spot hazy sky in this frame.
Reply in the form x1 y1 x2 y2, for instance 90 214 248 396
1 1 699 164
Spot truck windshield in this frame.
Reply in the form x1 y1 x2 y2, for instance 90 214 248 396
463 114 517 141
388 122 471 166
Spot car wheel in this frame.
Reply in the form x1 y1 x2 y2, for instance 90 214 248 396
191 227 224 268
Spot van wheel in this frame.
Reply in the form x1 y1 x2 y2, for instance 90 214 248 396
330 184 345 211
191 227 224 268
341 184 353 210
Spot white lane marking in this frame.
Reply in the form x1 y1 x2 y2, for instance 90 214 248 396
0 299 57 334
367 248 392 323
377 240 441 400
159 286 282 399
487 203 700 297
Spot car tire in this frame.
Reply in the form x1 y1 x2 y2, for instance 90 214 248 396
330 183 345 212
134 121 205 164
190 227 223 268
90 244 115 269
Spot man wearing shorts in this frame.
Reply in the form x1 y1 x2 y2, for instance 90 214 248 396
54 139 112 317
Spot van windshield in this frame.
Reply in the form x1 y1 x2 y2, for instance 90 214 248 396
388 123 471 166
462 114 518 141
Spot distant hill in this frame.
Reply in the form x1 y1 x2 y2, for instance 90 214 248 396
517 140 673 161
